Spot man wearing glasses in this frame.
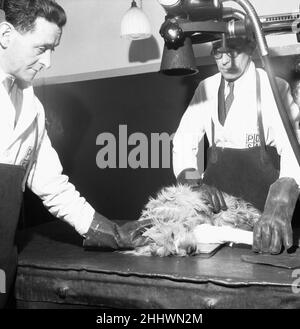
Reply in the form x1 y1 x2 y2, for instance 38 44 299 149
173 36 300 255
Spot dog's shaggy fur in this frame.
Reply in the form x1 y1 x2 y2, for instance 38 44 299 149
130 184 261 257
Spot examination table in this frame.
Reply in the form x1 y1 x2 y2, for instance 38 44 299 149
14 221 300 309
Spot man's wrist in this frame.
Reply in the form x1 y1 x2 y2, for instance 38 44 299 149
82 212 120 249
83 213 100 238
177 168 201 185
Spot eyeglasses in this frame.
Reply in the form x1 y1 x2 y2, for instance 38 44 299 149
211 48 242 60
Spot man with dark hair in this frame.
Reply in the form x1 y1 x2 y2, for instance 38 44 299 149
0 0 147 308
3 0 67 32
174 36 300 255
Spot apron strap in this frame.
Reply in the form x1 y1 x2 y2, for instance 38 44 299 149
256 70 268 164
211 119 218 163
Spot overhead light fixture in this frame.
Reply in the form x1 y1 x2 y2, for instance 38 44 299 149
160 37 198 75
120 0 151 40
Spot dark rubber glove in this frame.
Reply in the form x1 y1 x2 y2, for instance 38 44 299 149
193 183 227 214
83 213 152 250
177 168 227 213
253 178 300 254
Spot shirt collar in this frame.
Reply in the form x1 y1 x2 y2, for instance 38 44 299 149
0 66 15 85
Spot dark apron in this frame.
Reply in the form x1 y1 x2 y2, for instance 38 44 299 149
0 116 39 308
202 70 280 212
203 146 280 211
0 164 25 308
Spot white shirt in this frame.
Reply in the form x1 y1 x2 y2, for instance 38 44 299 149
173 62 300 186
0 67 94 235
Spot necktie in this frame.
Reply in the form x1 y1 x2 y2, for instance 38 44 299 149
224 81 234 118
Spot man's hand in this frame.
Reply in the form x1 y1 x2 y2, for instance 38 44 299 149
252 178 299 254
177 168 227 213
116 219 153 249
193 183 227 214
83 213 153 250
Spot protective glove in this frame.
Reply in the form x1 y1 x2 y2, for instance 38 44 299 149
253 177 300 254
177 168 227 213
83 212 153 250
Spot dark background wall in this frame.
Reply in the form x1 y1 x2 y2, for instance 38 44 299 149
23 55 299 228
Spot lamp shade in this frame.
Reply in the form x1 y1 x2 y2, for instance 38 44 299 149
121 1 151 40
160 37 198 76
